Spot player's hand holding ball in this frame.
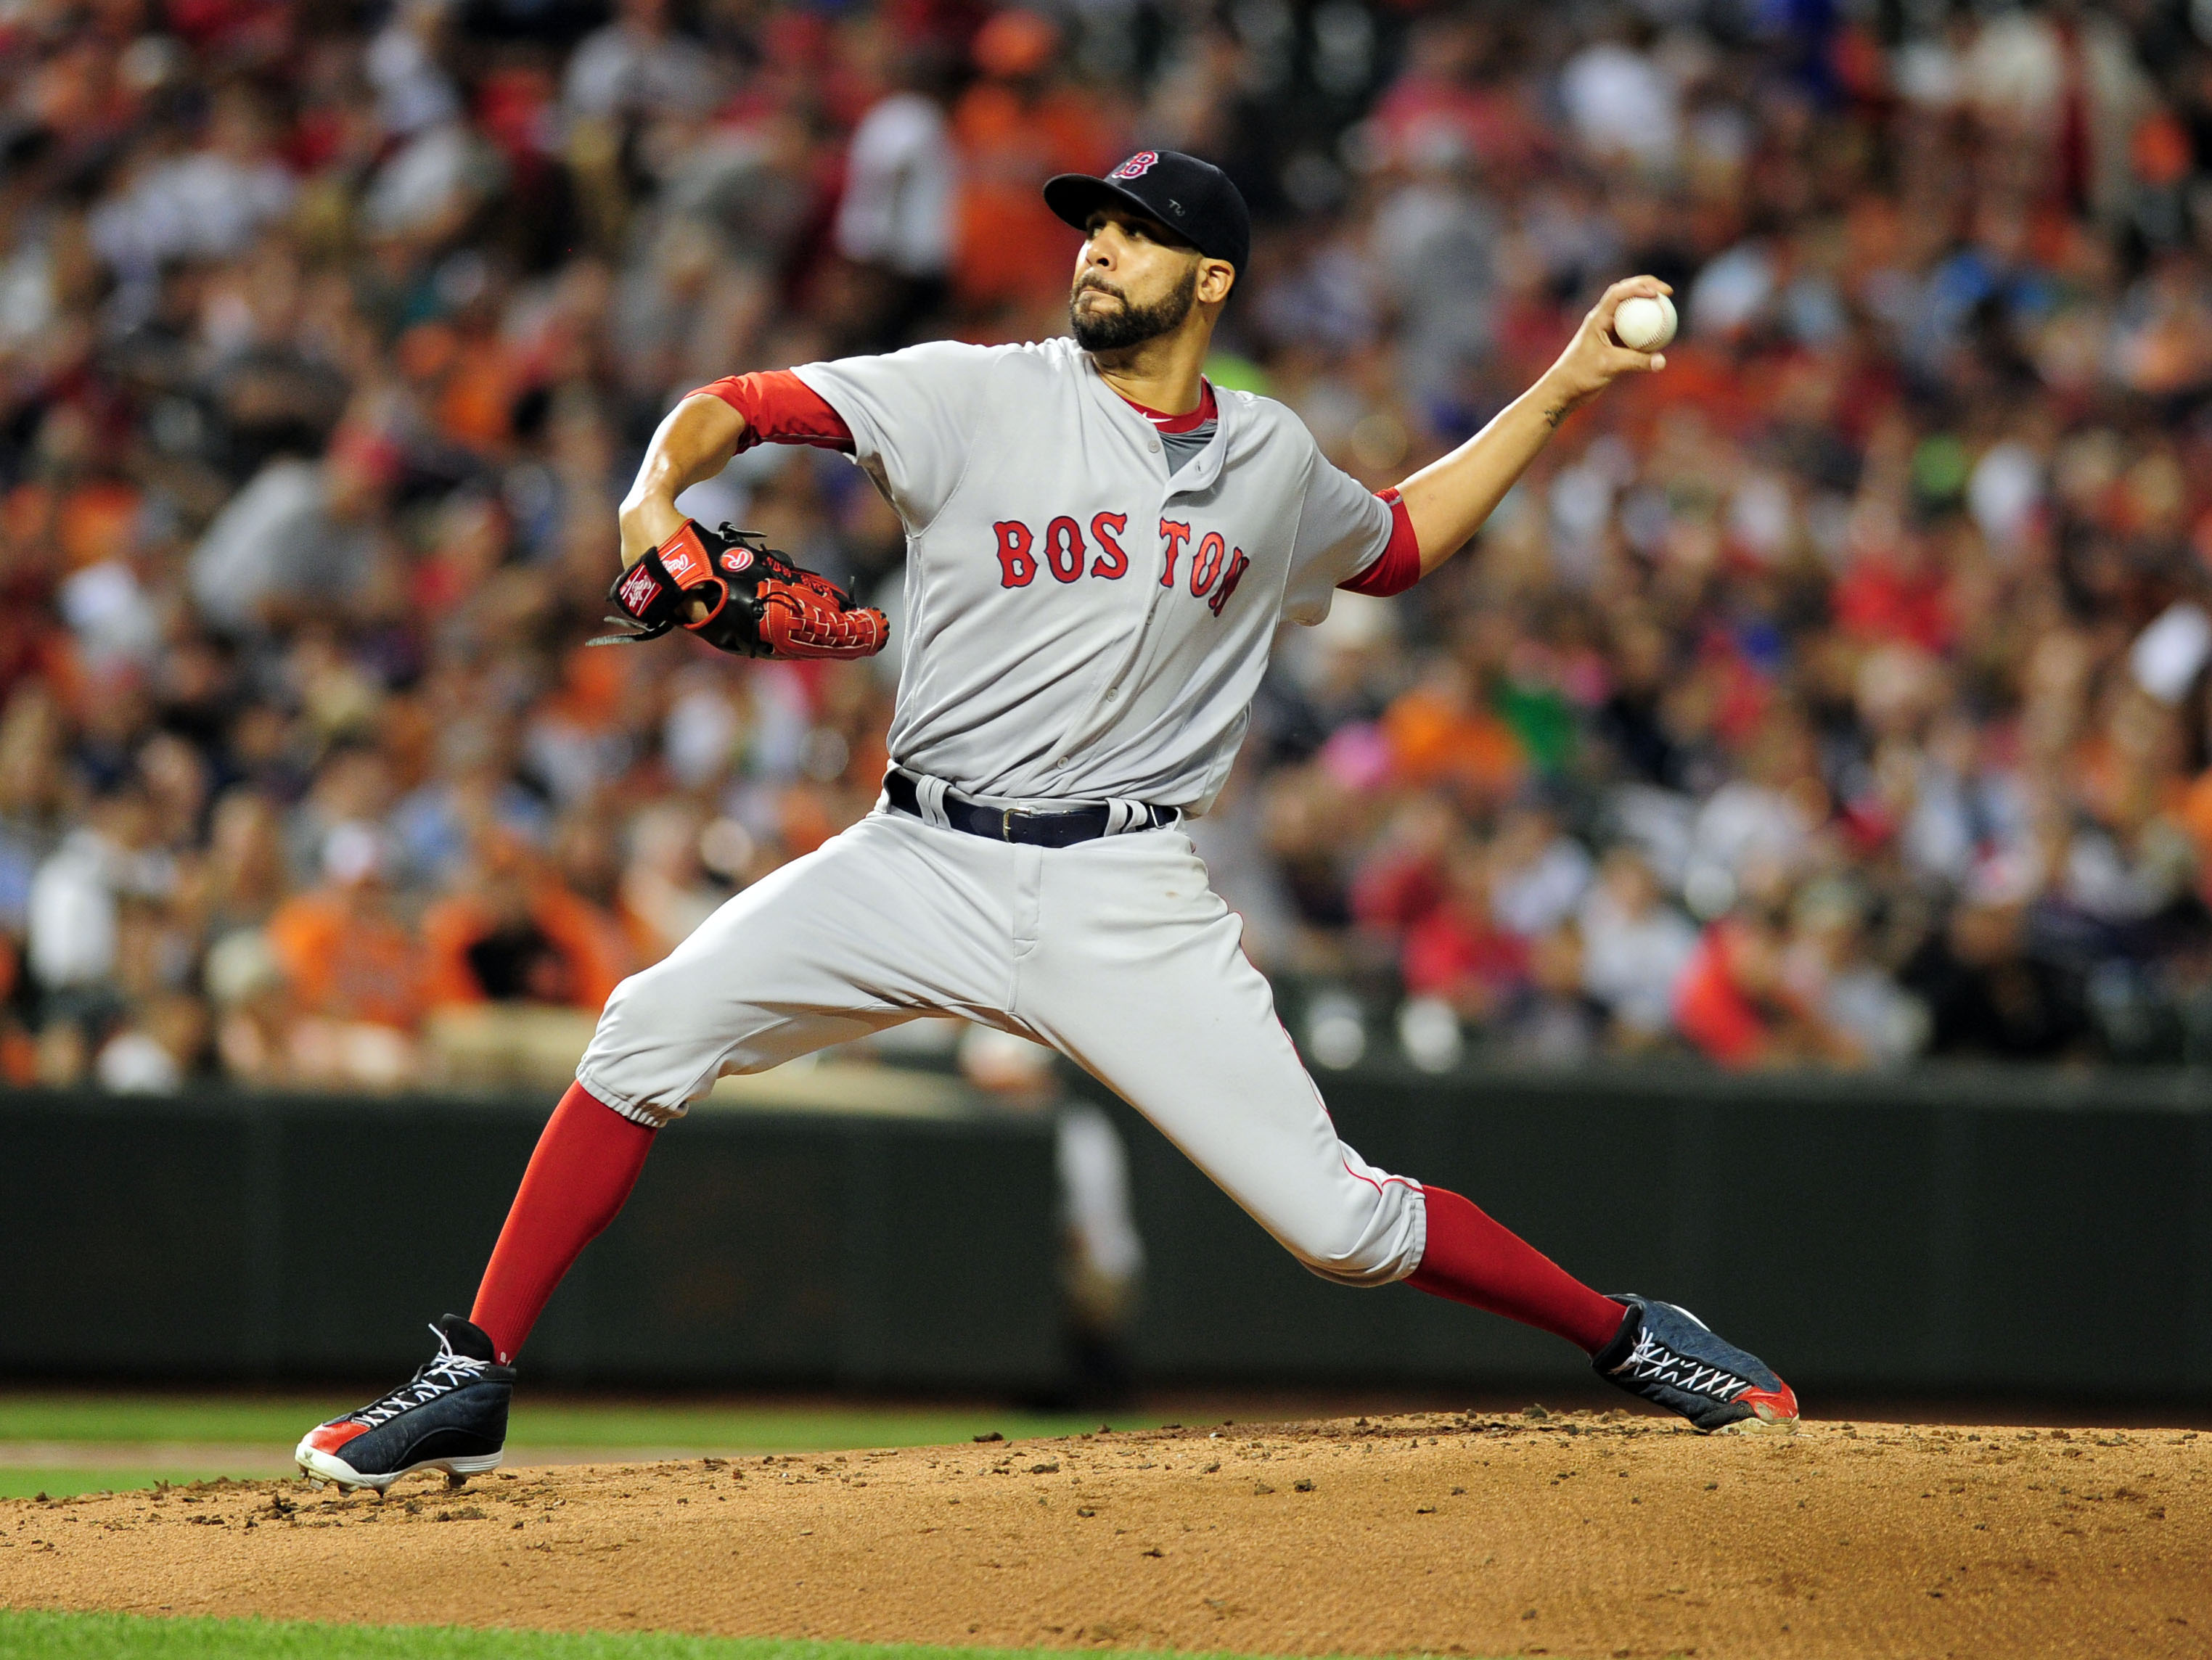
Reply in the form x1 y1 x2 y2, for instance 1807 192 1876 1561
1536 276 1674 430
1610 292 1676 353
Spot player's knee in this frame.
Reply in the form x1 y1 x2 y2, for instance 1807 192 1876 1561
1267 1154 1430 1288
1300 1254 1409 1289
591 964 665 1046
595 952 721 1037
1277 1191 1423 1289
574 961 711 1121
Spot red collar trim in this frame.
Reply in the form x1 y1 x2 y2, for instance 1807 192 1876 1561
1118 379 1217 433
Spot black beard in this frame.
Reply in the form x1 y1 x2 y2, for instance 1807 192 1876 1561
1070 265 1198 352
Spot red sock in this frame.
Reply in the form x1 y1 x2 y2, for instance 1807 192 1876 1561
470 1082 656 1365
1406 1186 1629 1355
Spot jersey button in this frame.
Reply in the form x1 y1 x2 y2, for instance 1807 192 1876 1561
1147 440 1160 453
1105 688 1119 701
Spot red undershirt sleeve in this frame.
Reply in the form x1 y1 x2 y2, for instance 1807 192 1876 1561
688 371 856 453
1339 487 1422 596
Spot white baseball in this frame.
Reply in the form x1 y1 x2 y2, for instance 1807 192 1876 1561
1613 293 1676 352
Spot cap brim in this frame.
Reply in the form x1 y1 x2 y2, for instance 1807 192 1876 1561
1043 173 1203 252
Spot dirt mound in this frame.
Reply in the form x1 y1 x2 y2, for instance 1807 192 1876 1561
3 1413 2207 1659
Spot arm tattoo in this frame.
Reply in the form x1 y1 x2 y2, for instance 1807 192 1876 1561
1544 404 1570 429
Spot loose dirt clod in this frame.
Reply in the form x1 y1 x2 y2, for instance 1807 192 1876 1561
2 1413 2207 1659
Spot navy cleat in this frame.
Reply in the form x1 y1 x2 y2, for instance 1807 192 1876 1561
295 1314 513 1492
1592 1294 1799 1434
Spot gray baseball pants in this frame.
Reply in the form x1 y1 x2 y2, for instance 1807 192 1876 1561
578 807 1427 1286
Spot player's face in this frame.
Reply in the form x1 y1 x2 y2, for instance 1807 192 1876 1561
1071 209 1211 352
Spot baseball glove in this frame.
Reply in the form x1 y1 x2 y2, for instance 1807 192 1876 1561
589 521 888 660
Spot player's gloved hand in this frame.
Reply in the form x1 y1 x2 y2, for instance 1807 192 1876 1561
589 520 888 661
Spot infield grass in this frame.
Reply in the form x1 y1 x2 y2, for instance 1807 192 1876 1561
0 1396 1150 1449
0 1397 1161 1499
0 1612 1337 1660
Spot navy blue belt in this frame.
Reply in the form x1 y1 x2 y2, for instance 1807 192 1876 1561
885 770 1179 847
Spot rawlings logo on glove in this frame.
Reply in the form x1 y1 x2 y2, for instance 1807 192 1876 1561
616 562 664 616
591 522 889 662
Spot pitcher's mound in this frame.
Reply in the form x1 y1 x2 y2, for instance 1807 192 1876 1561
4 1413 2207 1659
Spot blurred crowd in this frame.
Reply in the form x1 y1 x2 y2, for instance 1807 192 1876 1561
14 0 2212 1091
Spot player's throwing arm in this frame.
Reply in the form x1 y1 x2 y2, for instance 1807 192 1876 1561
1393 274 1674 579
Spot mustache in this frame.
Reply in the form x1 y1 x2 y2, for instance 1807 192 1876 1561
1073 274 1128 302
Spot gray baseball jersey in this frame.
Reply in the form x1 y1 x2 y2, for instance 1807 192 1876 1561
578 332 1430 1307
794 336 1396 813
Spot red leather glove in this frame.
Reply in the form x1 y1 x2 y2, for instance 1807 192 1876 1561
592 522 888 662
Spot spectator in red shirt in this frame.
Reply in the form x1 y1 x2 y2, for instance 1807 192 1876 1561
1401 840 1529 1027
1832 505 1954 654
1674 909 1864 1070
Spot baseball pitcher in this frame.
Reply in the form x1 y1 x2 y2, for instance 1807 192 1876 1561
298 150 1795 1492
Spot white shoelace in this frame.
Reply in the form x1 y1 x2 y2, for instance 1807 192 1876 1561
348 1325 493 1429
1610 1328 1750 1402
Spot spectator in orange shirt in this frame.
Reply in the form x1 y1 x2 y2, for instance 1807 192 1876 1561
265 821 430 1031
423 829 628 1012
1379 657 1527 809
949 9 1121 321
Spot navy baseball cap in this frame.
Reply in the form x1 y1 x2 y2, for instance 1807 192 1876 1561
1044 149 1250 278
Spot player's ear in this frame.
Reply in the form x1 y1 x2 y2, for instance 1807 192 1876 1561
1198 258 1235 305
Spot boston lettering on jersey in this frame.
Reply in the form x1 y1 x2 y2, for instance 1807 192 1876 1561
692 366 1410 609
991 513 1249 616
771 337 1412 810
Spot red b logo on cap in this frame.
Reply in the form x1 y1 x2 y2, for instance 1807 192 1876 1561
1109 152 1160 180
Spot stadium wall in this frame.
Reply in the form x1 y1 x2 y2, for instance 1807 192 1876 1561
4 1067 2209 1398
1091 1063 2212 1399
0 1090 1065 1391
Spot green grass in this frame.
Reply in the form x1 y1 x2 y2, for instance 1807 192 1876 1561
0 1396 1147 1450
0 1471 250 1501
0 1396 1163 1498
0 1611 1318 1660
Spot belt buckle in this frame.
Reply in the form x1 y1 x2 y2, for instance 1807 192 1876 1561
999 807 1021 842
